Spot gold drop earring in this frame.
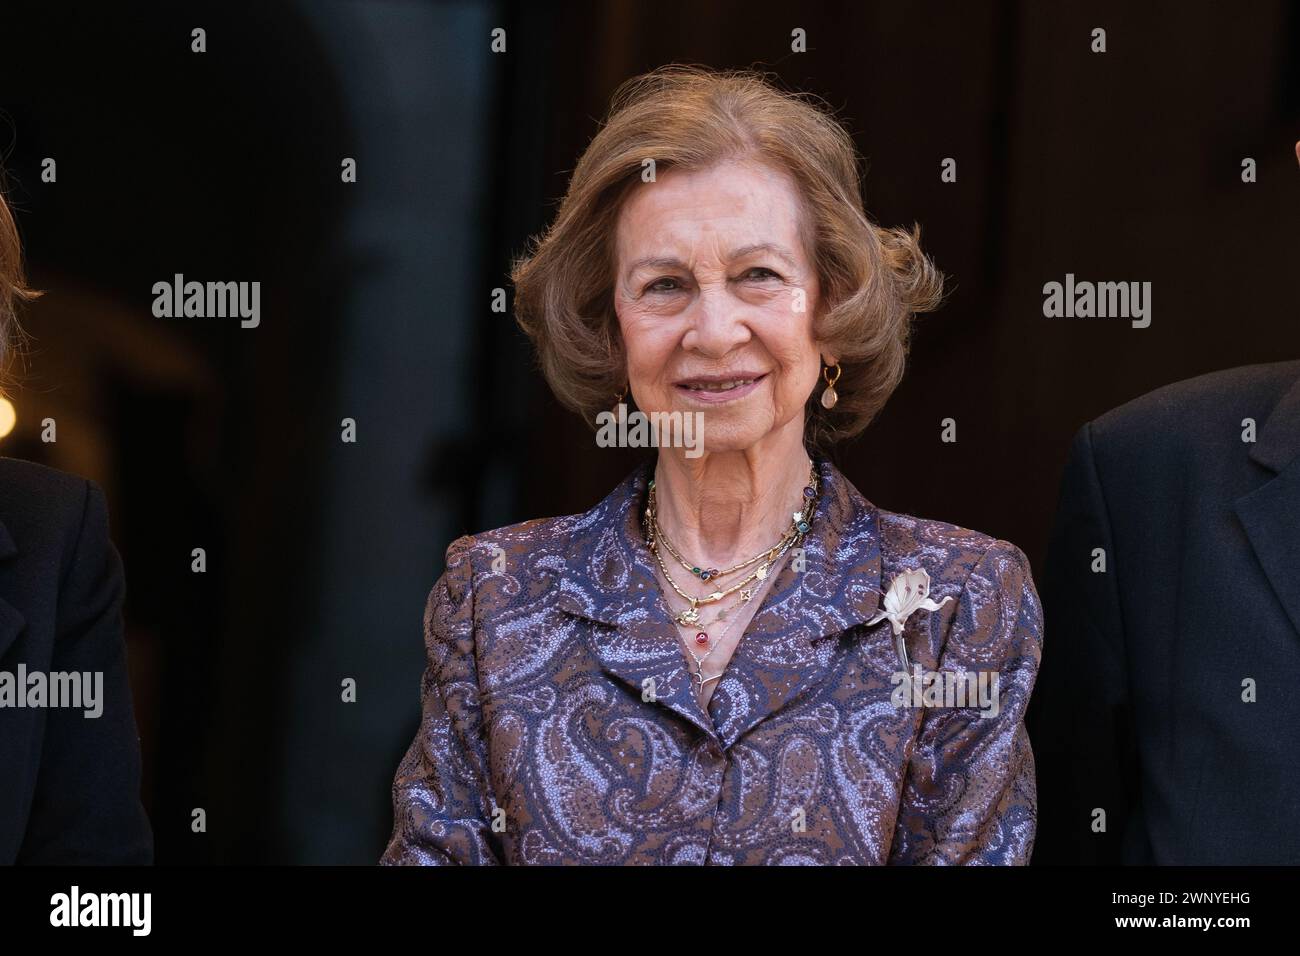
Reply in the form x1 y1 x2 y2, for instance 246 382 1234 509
820 363 841 410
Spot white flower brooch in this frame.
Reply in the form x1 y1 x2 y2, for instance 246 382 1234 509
866 567 952 671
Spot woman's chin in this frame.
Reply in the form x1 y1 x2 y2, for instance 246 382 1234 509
688 414 773 455
638 399 783 455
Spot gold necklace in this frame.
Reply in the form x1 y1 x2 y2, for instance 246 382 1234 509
643 458 820 628
676 588 752 698
645 458 818 584
651 537 771 626
655 521 783 584
661 528 797 701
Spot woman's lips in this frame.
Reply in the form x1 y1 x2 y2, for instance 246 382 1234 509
674 373 767 404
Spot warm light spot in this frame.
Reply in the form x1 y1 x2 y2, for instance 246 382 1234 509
0 397 15 439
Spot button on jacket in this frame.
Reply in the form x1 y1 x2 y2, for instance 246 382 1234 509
381 453 1043 865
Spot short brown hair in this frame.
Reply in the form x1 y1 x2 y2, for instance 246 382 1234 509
0 180 40 393
510 64 945 449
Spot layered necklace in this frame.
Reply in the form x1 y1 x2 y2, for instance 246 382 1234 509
642 458 821 696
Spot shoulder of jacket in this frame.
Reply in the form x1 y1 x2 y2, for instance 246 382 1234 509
876 507 1002 564
435 511 585 600
0 455 88 503
445 511 583 561
0 456 95 550
875 507 1031 596
1090 360 1300 453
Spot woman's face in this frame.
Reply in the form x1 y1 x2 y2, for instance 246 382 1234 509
612 158 833 453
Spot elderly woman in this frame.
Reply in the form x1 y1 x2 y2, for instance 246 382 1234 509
381 65 1042 865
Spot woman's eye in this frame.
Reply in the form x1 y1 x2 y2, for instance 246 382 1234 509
645 277 681 294
742 267 781 281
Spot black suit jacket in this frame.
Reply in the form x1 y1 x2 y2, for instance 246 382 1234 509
0 457 153 863
1029 360 1300 864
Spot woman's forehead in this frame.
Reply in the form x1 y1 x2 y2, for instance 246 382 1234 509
615 160 808 264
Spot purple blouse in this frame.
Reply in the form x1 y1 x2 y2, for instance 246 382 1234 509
380 453 1043 864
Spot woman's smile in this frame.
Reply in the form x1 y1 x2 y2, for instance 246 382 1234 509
674 371 768 404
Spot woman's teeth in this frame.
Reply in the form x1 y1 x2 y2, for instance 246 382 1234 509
685 378 755 391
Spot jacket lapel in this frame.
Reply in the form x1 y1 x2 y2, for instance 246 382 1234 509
553 460 721 742
554 454 883 751
706 456 882 749
0 517 24 663
1235 372 1300 637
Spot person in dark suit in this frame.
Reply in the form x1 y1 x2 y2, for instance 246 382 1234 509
1029 359 1300 864
0 186 152 863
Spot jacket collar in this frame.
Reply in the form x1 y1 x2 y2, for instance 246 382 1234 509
554 452 883 749
1237 367 1300 637
0 517 23 663
1247 368 1300 474
0 520 15 561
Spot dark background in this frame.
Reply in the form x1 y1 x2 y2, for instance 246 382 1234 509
0 0 1296 863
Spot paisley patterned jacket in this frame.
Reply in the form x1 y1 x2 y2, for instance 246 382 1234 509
380 453 1043 865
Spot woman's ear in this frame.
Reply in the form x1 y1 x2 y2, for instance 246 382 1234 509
821 352 839 367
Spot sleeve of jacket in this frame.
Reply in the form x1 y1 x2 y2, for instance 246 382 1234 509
889 539 1044 865
380 535 502 865
1026 422 1139 864
17 479 153 864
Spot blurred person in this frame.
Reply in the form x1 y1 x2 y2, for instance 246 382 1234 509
0 183 153 864
1030 358 1300 864
1029 140 1300 865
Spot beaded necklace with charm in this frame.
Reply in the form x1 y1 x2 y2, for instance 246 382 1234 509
668 539 797 698
644 459 818 617
643 458 821 690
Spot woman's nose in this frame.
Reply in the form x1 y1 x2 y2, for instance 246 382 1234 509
683 286 750 356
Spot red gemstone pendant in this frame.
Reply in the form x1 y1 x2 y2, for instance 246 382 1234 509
695 632 709 645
